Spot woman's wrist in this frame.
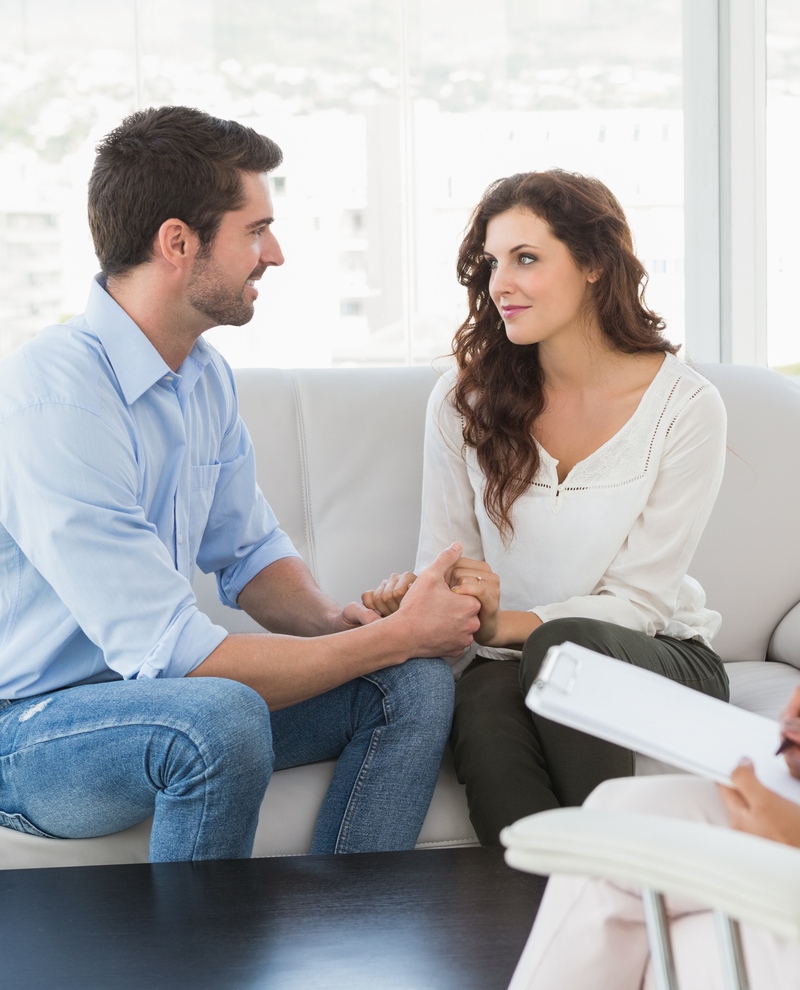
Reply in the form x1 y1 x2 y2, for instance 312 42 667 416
484 610 543 650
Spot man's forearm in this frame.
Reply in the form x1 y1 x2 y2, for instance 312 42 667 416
237 557 341 636
188 611 426 711
192 543 481 711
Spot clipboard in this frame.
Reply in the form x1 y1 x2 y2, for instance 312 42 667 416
526 640 800 804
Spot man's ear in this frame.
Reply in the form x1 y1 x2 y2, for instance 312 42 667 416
155 218 199 271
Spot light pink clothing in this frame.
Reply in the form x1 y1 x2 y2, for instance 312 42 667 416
509 775 800 990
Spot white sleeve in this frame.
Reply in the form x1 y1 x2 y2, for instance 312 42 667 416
415 374 485 572
532 384 727 635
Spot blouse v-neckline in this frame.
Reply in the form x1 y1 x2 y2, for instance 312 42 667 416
535 353 673 487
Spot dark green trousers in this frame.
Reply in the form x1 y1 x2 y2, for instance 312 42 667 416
450 617 729 847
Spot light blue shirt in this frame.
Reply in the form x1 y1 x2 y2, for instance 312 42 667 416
0 276 299 699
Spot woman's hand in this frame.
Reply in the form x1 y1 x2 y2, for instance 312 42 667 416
362 572 418 617
449 557 502 646
719 760 800 848
779 686 800 780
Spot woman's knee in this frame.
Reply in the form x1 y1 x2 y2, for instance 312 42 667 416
520 618 618 694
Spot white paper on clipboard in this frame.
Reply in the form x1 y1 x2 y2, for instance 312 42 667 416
526 641 800 804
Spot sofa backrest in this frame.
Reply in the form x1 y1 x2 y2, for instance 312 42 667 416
193 367 437 633
193 363 800 666
693 364 800 664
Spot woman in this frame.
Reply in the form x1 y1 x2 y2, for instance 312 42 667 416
363 169 729 845
508 687 800 990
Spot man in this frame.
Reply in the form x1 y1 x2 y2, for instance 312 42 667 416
0 106 480 861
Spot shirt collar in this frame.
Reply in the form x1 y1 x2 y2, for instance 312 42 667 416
83 275 212 405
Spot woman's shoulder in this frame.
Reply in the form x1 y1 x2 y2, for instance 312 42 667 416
658 353 727 436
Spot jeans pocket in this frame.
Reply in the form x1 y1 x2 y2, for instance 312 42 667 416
0 809 59 839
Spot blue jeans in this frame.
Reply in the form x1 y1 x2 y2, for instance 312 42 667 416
0 658 454 861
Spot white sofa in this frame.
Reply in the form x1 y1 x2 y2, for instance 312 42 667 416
2 362 800 868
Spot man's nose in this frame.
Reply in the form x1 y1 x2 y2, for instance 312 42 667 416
263 232 284 268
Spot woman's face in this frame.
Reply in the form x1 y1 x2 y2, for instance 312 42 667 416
483 208 598 348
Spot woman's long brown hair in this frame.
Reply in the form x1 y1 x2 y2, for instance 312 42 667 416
452 169 677 541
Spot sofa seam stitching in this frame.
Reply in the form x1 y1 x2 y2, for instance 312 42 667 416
287 370 318 582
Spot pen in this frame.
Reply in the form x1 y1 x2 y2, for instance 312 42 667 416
776 737 797 756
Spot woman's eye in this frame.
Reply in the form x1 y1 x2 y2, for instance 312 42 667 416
485 257 498 270
519 254 536 265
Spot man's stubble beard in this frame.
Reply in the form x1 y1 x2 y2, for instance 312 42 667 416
187 250 255 328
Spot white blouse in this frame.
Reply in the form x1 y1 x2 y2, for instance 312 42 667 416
415 353 727 670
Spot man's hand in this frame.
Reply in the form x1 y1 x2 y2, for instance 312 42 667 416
719 759 800 848
393 543 481 658
330 601 382 631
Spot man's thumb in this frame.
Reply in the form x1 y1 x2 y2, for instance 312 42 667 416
429 542 463 575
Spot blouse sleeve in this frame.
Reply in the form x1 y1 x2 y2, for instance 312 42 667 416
415 372 484 572
532 383 727 635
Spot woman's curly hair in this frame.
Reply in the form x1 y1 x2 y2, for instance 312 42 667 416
451 169 676 540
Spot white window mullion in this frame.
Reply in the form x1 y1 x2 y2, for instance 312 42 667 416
719 0 767 365
683 0 722 363
683 0 767 366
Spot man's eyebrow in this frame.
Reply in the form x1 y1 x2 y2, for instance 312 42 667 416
245 217 274 229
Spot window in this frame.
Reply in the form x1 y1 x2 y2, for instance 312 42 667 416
767 0 800 379
5 0 756 374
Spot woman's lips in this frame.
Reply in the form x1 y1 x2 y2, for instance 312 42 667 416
501 305 529 318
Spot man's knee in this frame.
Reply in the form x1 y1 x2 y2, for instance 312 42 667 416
366 658 454 742
178 678 273 783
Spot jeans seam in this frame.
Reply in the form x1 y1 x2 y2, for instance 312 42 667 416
333 674 394 854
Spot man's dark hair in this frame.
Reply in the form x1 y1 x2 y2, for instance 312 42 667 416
88 106 283 277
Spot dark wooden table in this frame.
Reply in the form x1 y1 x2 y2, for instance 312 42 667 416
0 847 546 989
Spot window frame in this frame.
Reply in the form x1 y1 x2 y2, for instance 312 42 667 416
683 0 768 365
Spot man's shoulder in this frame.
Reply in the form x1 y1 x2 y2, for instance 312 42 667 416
0 317 117 422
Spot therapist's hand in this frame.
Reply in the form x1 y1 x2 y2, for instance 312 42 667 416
719 759 800 848
778 686 800 780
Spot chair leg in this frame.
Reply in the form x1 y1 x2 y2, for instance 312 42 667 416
714 912 750 990
642 888 679 990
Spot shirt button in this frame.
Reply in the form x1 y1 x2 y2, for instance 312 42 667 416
178 534 184 545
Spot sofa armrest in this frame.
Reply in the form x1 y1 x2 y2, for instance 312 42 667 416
769 601 800 670
501 808 800 941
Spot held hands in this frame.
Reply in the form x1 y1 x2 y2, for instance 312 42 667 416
719 759 800 848
362 553 502 648
398 543 482 658
364 543 481 658
448 557 502 647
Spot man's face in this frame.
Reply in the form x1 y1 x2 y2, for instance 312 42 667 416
187 171 284 328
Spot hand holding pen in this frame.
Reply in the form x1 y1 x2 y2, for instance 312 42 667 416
776 685 800 779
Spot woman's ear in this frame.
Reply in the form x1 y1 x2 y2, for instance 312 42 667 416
586 269 601 284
